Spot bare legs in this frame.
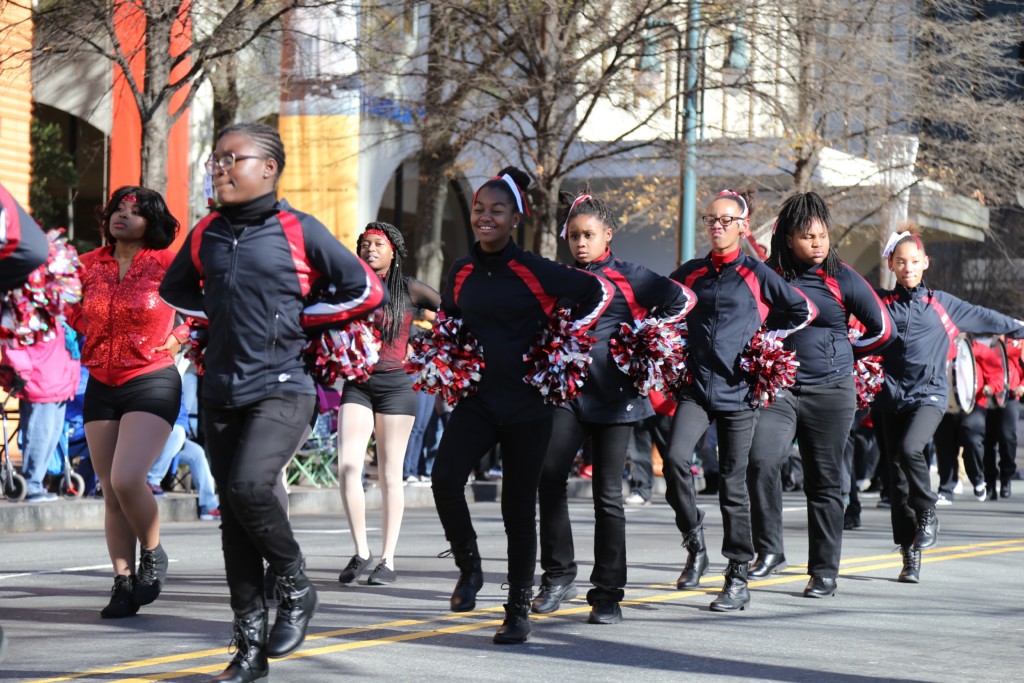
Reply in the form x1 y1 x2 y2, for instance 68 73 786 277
86 413 173 576
337 404 415 568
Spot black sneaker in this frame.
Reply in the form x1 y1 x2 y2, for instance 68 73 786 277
101 575 139 618
338 553 374 585
366 560 397 585
134 544 168 606
587 599 623 624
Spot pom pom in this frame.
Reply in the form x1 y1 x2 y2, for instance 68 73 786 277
404 317 484 407
609 317 690 396
184 320 209 376
304 318 382 386
0 230 83 346
739 327 800 408
853 355 885 409
522 308 596 405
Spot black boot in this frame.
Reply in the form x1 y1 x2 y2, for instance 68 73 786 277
134 544 168 606
912 507 939 549
676 527 709 589
493 586 532 644
100 575 139 619
266 568 318 658
898 545 921 583
709 562 750 612
211 609 269 683
446 540 484 612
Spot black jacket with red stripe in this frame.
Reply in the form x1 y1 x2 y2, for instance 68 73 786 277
669 250 817 411
0 183 49 292
568 250 694 423
782 261 893 386
875 283 1024 413
442 240 612 424
160 199 387 406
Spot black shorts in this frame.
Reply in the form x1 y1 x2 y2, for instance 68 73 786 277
341 369 418 416
83 366 182 426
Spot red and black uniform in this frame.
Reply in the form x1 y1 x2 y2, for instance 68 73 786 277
667 247 817 563
875 283 1024 546
985 340 1023 496
341 277 440 415
160 193 387 616
0 183 49 291
537 250 694 604
432 240 612 589
72 247 189 426
748 261 893 579
935 340 1004 500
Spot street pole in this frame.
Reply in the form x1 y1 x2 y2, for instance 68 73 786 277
679 0 701 265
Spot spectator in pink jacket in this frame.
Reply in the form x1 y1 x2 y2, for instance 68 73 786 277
1 323 81 502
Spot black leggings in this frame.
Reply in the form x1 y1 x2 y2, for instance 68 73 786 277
204 392 317 615
537 408 633 600
431 398 553 588
877 406 943 546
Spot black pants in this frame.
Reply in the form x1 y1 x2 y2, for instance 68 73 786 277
747 377 856 577
627 413 671 500
935 408 986 496
877 406 943 545
665 399 758 562
985 399 1019 485
431 398 553 588
204 392 317 615
538 409 633 600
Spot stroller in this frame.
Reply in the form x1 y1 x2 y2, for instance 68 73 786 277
0 394 25 500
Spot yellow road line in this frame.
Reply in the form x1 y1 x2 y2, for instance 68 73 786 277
23 539 1024 683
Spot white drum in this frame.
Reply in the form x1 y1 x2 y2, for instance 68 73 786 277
947 337 976 414
992 338 1009 408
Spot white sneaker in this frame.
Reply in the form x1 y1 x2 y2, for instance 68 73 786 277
936 493 953 506
404 475 419 485
856 478 872 492
974 483 987 502
953 480 964 495
624 492 652 506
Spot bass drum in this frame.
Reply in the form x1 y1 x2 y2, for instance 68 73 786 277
947 337 976 414
992 338 1010 408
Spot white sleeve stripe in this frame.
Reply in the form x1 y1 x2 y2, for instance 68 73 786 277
303 273 373 317
573 275 613 329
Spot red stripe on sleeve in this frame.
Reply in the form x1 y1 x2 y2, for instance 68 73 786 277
189 212 219 276
278 211 321 297
508 259 558 316
452 262 475 307
735 264 771 323
0 184 23 261
603 267 647 319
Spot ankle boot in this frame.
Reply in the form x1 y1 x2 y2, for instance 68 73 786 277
211 609 269 682
912 507 939 549
100 575 139 619
266 568 318 658
134 544 168 606
898 545 921 583
493 586 532 644
446 540 484 612
709 561 750 612
676 527 709 589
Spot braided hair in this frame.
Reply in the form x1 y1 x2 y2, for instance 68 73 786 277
215 122 286 178
358 221 408 344
559 182 618 232
767 191 842 280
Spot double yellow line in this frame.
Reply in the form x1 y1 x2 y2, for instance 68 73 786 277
26 538 1024 683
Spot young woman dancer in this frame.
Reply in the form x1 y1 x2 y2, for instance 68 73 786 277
160 122 386 683
337 222 440 586
874 232 1024 583
70 186 185 619
534 191 694 624
746 192 892 597
666 189 817 612
432 167 612 644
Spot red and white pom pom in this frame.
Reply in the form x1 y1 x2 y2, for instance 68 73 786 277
739 327 800 408
184 321 209 376
404 317 485 407
0 229 83 346
304 318 382 386
522 308 596 405
663 322 694 395
853 355 885 409
609 317 689 396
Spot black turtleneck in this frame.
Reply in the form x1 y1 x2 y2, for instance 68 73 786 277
218 192 279 230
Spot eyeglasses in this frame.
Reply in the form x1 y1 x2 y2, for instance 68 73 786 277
205 153 265 174
701 215 744 227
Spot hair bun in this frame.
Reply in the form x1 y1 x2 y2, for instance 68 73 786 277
497 166 531 191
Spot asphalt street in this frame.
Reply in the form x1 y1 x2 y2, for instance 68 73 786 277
1 489 1022 683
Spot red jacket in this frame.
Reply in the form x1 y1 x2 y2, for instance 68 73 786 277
69 246 188 386
972 340 1004 410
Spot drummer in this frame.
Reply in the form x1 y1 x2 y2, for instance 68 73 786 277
875 230 1024 584
933 335 1004 505
984 336 1023 499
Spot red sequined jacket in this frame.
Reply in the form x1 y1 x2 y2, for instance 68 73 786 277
68 246 189 386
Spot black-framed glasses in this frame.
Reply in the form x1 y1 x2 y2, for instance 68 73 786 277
701 215 743 227
205 153 264 174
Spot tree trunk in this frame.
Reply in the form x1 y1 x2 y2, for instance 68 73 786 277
531 180 561 260
413 151 451 289
139 1 175 193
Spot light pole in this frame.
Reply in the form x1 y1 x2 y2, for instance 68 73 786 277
678 0 701 266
